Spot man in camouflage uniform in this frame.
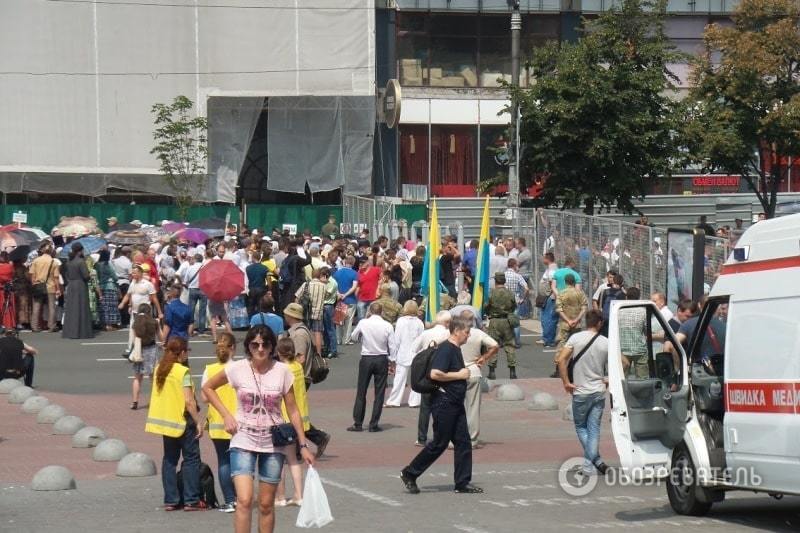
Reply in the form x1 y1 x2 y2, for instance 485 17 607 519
486 272 518 380
374 284 402 325
556 273 588 349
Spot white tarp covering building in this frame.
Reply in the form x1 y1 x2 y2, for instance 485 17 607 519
0 0 376 203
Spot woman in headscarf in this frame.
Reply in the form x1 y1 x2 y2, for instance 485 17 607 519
95 249 120 331
62 242 93 339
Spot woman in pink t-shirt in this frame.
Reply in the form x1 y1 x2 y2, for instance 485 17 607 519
203 325 314 533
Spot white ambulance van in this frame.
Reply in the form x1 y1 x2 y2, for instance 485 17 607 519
607 213 800 516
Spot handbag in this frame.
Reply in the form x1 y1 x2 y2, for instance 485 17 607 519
269 422 298 447
128 337 144 363
567 332 601 383
333 301 348 326
31 258 54 300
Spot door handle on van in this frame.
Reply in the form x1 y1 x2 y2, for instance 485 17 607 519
663 392 672 408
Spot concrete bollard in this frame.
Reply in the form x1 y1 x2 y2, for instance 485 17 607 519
72 426 107 448
53 415 86 436
21 395 50 414
527 392 559 411
117 453 157 477
0 378 23 394
37 404 66 424
495 384 525 401
8 385 36 404
93 439 129 462
31 466 76 491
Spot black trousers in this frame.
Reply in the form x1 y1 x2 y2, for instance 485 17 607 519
352 355 388 428
417 393 432 442
404 393 472 489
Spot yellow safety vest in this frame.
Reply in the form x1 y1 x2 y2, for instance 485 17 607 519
205 362 238 440
145 363 191 438
281 360 311 432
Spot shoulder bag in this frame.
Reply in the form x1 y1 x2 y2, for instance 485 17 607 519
567 332 601 383
31 259 54 300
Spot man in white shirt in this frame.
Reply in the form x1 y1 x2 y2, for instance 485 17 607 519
457 309 498 449
112 247 133 326
649 291 674 323
179 254 208 335
348 302 397 432
410 311 452 446
488 246 508 289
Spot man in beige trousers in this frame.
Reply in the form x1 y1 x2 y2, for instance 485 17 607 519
456 309 498 449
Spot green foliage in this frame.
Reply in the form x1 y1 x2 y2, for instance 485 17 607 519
514 0 682 214
150 95 209 220
682 0 800 218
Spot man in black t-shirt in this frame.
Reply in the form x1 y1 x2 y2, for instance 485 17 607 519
0 329 37 387
400 316 483 495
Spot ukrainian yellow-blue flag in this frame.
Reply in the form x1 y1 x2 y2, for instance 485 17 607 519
419 199 441 322
472 195 491 311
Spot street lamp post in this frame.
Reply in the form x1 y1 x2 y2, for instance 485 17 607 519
508 1 522 214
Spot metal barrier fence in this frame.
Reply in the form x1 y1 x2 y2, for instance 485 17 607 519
516 209 729 311
342 194 396 239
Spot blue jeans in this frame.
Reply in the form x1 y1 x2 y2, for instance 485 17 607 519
356 300 371 321
541 297 558 346
229 448 285 484
212 438 236 505
162 422 201 506
322 304 337 356
188 288 207 332
572 392 605 473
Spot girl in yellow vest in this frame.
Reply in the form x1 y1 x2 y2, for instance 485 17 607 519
144 337 206 511
200 331 238 513
274 337 310 507
202 324 314 533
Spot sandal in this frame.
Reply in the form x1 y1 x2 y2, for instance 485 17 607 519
130 401 138 410
287 499 302 507
164 504 181 511
274 498 288 507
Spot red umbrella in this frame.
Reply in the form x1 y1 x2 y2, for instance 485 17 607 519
199 260 245 302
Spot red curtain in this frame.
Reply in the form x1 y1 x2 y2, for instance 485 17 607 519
399 126 429 185
431 126 476 186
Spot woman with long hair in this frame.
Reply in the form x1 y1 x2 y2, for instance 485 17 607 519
385 299 424 408
202 325 314 533
62 242 93 338
130 303 161 410
145 336 205 511
201 331 238 513
95 249 120 331
12 258 31 330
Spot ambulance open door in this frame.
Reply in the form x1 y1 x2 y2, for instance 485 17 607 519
608 300 691 480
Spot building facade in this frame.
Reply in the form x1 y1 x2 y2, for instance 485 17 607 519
378 0 757 199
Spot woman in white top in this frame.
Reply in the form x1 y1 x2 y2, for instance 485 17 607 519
386 300 425 408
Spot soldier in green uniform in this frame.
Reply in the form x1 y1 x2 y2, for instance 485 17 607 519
321 213 339 238
374 284 402 325
486 272 518 380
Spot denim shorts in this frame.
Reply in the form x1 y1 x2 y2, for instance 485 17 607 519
229 448 285 484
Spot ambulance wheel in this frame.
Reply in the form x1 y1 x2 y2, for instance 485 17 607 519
667 444 713 516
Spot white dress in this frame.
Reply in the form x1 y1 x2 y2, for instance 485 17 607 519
386 315 425 407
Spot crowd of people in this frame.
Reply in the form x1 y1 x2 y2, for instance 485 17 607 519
0 210 749 530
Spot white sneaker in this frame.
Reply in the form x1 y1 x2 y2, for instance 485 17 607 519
218 503 236 513
274 499 288 507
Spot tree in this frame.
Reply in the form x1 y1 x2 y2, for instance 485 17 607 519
150 95 208 220
682 0 800 219
514 0 682 214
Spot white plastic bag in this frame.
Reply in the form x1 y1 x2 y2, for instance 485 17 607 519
295 466 334 528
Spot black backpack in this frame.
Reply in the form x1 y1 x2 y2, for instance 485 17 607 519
410 343 440 394
601 287 625 321
177 462 218 508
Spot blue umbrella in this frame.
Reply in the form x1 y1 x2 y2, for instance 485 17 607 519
59 236 107 258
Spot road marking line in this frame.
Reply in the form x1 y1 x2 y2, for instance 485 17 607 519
320 478 403 507
454 526 492 533
98 356 216 362
82 340 212 346
543 349 557 353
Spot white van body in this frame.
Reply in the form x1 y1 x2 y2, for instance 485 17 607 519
608 213 800 515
